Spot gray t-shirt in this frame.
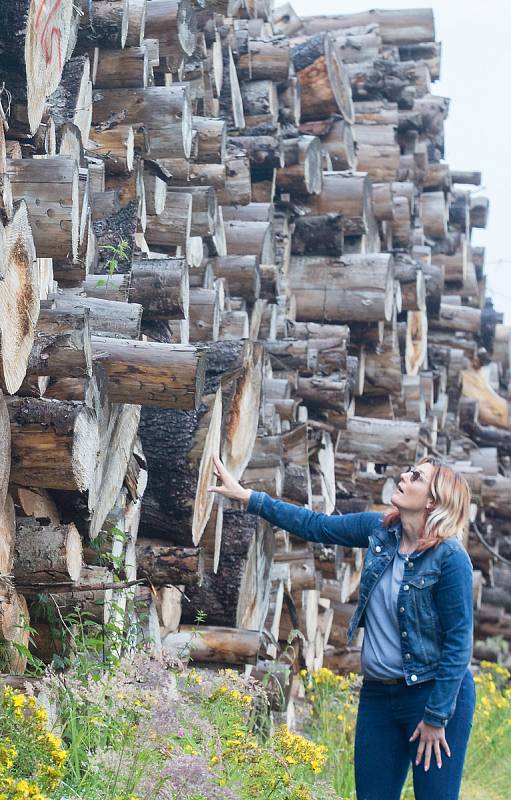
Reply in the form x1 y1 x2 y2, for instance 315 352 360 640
361 548 411 679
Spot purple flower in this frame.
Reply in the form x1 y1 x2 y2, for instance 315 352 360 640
177 728 185 737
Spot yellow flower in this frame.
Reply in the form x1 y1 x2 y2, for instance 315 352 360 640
242 695 252 704
210 755 219 765
12 695 26 709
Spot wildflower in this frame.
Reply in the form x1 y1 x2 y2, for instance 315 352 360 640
176 728 185 737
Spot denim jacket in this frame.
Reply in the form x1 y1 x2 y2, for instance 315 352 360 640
247 492 474 728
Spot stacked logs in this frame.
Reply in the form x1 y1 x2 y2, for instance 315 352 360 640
0 1 509 695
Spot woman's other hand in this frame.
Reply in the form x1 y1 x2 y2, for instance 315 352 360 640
208 455 252 505
410 720 451 771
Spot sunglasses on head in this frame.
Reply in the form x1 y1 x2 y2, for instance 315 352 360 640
406 467 422 482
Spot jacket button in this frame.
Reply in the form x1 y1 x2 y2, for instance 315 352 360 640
375 545 382 552
411 674 418 682
408 561 414 568
401 631 407 638
399 607 405 613
405 653 411 660
404 584 410 591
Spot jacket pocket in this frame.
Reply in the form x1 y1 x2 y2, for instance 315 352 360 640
408 570 441 658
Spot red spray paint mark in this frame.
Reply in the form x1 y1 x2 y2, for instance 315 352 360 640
34 0 64 70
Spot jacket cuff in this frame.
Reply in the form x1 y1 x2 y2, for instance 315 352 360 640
246 490 265 515
422 707 449 728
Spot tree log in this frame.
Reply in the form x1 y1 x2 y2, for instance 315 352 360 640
205 256 260 305
338 416 419 464
182 510 273 629
0 494 15 574
14 518 82 583
52 292 142 339
84 258 189 320
26 309 92 379
276 135 322 195
7 156 79 260
90 337 205 408
7 396 99 491
289 254 394 323
92 85 192 159
162 626 263 664
0 0 75 133
0 584 29 672
136 539 203 586
77 0 129 48
0 201 39 394
138 389 222 545
290 32 354 123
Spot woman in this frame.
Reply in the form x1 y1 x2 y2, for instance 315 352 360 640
209 455 476 800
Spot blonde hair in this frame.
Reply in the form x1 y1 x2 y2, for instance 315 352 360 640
384 456 471 551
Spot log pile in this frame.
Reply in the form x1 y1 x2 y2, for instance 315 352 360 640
0 2 509 702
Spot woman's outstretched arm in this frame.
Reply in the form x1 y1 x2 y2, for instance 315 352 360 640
208 456 381 549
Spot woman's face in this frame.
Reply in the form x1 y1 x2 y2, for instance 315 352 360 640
390 461 435 513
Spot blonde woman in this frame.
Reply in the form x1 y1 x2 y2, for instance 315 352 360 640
209 455 476 800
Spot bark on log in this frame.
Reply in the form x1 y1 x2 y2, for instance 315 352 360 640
182 510 273 629
291 214 344 256
138 389 222 545
47 54 93 142
84 258 189 320
52 292 142 339
92 86 192 159
7 397 99 491
276 135 322 195
7 156 79 260
289 254 394 323
301 171 373 237
26 309 92 379
289 33 354 123
338 416 419 464
77 0 129 48
90 337 206 409
136 539 203 586
14 518 82 583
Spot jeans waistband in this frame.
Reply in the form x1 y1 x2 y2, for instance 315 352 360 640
363 677 408 685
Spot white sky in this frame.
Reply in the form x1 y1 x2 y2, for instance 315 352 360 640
290 0 511 323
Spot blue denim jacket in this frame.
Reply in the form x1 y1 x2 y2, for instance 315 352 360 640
247 492 474 728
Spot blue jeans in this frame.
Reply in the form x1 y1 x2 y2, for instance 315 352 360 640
354 669 476 800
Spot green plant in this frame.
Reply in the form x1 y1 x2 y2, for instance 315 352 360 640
95 238 129 292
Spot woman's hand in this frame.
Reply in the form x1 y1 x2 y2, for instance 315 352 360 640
410 720 451 771
208 455 252 505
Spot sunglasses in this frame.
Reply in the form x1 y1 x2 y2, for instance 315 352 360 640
406 467 423 482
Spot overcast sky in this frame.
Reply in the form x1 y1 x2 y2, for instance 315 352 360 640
290 0 511 324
